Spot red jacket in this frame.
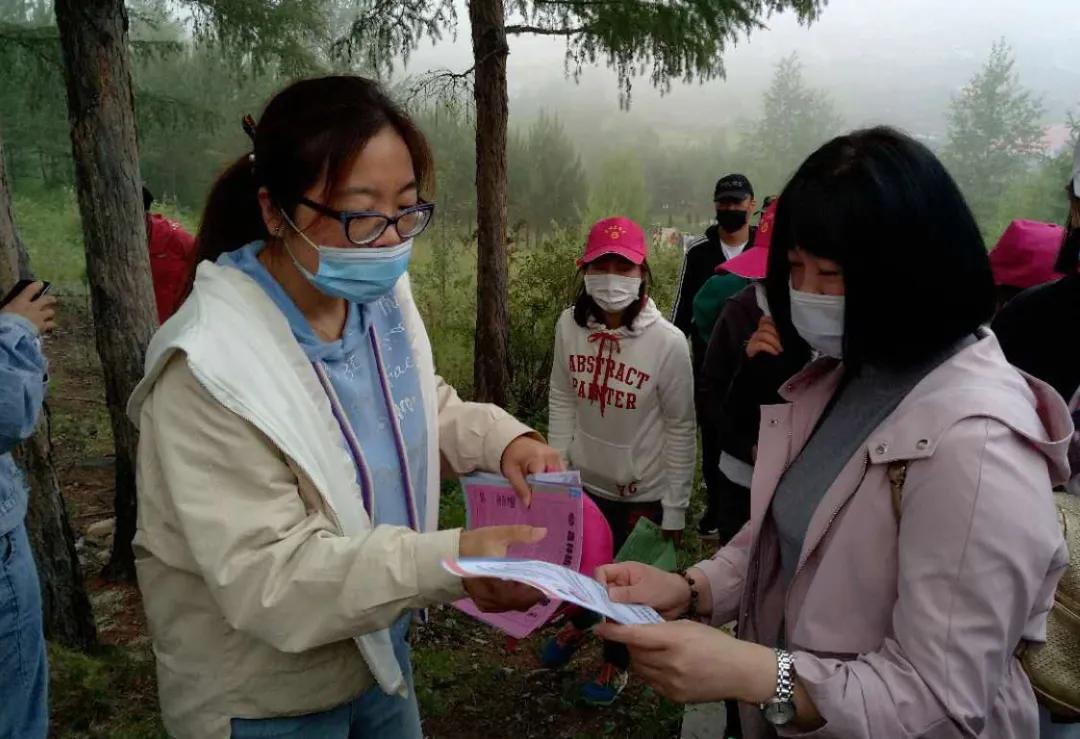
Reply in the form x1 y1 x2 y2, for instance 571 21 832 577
147 214 196 322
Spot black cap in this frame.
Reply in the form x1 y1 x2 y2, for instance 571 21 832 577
713 174 754 202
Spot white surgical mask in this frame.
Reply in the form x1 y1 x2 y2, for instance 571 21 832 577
789 286 845 358
585 274 641 313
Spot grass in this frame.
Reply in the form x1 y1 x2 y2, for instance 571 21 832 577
411 608 685 738
48 643 165 738
12 185 199 292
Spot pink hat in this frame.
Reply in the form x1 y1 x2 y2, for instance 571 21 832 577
989 219 1066 290
716 198 778 280
578 217 648 266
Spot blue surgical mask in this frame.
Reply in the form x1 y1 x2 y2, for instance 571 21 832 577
281 210 411 304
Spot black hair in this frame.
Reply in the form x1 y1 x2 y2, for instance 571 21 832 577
143 186 154 211
1052 183 1080 274
572 262 653 330
765 126 995 369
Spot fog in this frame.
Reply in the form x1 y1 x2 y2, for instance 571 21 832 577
398 0 1080 140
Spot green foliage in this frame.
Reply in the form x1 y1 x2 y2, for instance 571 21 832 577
742 53 844 198
517 112 588 233
983 112 1079 244
414 105 479 228
506 228 581 423
183 0 341 77
48 642 165 738
582 151 651 228
349 1 826 109
409 236 479 396
942 40 1046 229
642 130 741 228
512 0 826 108
10 185 86 288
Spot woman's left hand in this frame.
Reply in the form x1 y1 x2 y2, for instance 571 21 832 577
500 435 565 506
595 620 776 705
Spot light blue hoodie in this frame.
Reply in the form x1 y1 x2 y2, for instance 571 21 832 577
218 242 428 529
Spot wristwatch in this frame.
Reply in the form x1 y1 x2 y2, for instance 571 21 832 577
761 648 797 726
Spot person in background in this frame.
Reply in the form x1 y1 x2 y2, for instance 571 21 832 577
543 217 696 706
991 142 1080 739
672 175 757 538
595 127 1070 738
691 198 777 362
0 280 56 739
695 198 778 540
988 219 1065 310
128 76 561 739
144 186 198 322
993 137 1080 401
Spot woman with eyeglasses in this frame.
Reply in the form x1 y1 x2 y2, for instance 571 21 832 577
127 76 561 739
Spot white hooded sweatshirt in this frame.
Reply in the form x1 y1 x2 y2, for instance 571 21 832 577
548 299 696 529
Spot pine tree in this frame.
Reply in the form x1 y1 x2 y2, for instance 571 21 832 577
943 40 1045 231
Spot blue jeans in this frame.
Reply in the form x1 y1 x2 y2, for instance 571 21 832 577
230 616 422 739
0 522 48 739
1040 705 1080 739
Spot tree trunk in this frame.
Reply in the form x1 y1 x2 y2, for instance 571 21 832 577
0 133 98 649
17 422 98 650
469 0 512 406
54 0 157 582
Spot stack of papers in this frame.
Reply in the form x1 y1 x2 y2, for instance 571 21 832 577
452 472 587 638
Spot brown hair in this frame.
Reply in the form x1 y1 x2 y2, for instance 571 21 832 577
189 75 434 293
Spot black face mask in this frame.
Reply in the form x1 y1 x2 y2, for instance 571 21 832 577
716 209 748 233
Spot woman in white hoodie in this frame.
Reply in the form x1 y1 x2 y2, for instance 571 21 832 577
541 217 696 705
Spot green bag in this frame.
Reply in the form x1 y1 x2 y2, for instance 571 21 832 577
615 517 677 572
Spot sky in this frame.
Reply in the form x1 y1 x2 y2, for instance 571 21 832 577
393 0 1080 139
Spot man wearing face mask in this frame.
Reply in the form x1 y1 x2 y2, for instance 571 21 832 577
671 175 756 538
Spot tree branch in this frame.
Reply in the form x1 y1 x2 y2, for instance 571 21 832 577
532 0 623 5
505 24 588 36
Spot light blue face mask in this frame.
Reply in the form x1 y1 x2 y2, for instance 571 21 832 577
281 210 411 304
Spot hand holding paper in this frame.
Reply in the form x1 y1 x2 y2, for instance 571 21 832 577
444 558 663 626
458 525 549 612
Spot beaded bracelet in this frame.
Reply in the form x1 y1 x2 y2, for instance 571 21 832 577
679 569 700 620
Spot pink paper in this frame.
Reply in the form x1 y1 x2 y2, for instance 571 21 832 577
452 475 584 638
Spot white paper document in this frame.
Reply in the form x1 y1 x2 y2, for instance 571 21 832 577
442 557 664 626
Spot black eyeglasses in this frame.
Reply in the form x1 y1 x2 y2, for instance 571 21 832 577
298 198 436 246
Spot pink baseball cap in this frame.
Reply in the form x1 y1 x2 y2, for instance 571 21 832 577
989 219 1066 290
716 198 778 280
578 217 648 266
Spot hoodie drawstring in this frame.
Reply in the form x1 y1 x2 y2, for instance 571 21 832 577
587 331 622 416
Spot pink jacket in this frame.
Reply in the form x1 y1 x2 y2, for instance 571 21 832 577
696 333 1072 738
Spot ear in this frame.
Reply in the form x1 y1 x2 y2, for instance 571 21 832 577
749 198 758 212
257 187 283 236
